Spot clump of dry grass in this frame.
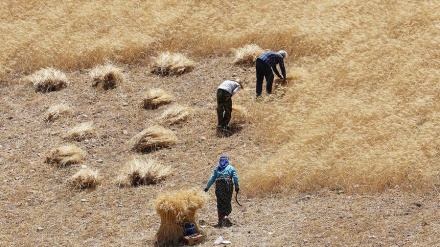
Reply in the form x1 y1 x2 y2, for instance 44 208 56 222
63 122 96 141
45 103 73 122
25 68 69 92
232 44 265 65
150 52 195 76
90 64 125 90
231 104 248 124
130 125 177 153
116 156 172 187
159 104 193 125
155 189 206 247
45 144 86 167
142 88 174 109
68 167 99 190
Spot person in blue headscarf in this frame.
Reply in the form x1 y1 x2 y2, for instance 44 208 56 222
204 155 240 227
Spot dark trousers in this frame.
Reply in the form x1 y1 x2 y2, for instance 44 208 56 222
217 89 232 127
255 58 274 96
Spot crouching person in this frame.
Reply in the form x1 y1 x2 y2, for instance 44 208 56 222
204 156 239 227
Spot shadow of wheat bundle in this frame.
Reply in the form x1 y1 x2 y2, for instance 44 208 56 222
155 189 206 247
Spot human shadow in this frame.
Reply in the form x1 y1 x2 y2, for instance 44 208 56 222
216 124 243 137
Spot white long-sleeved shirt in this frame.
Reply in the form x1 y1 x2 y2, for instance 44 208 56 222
218 80 241 95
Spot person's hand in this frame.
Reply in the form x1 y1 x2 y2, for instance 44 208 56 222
204 188 208 192
235 186 239 193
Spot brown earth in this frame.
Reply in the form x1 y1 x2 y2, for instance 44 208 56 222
1 56 439 246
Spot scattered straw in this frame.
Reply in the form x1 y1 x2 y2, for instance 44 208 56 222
232 44 265 65
25 67 69 92
116 156 172 187
155 189 206 247
68 167 99 190
142 88 174 109
231 104 248 124
151 52 195 75
90 64 125 90
159 104 193 125
45 103 73 122
45 144 86 167
63 121 96 141
130 125 177 152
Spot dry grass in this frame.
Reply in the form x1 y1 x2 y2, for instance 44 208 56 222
90 64 125 90
1 1 440 245
142 88 174 110
24 68 69 93
116 157 172 187
130 125 177 153
44 144 86 167
63 121 96 141
232 44 265 65
158 104 193 125
45 103 73 122
155 189 206 247
231 104 248 125
67 167 99 190
150 52 195 76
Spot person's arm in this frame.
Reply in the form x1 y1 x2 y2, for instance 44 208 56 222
231 83 241 95
230 166 239 187
272 65 283 79
205 169 217 191
280 60 286 79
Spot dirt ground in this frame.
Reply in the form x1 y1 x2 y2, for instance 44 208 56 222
1 56 439 246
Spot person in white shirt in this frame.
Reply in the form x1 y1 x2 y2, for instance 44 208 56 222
217 78 244 130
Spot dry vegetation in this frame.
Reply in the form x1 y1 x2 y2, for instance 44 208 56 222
150 52 196 76
1 0 439 246
67 167 100 190
155 189 206 247
142 88 175 110
130 125 178 153
116 157 172 187
45 144 86 167
24 67 69 92
232 44 265 65
45 103 73 122
90 64 125 90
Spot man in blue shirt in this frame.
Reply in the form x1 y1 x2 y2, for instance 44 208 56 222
255 50 287 97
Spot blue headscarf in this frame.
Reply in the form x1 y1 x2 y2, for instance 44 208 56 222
218 156 229 170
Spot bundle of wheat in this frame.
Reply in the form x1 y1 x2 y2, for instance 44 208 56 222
116 156 171 187
68 167 99 190
45 103 73 122
90 64 125 90
130 125 177 153
231 104 248 124
151 52 195 75
232 44 265 65
155 189 206 247
63 122 95 141
25 67 69 92
159 104 193 125
142 88 174 109
45 144 86 167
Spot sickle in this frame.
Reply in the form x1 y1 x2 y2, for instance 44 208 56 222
235 191 242 207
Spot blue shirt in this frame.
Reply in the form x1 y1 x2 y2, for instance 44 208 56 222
258 51 286 79
205 165 239 190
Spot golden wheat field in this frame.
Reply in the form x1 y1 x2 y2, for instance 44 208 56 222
1 0 439 246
